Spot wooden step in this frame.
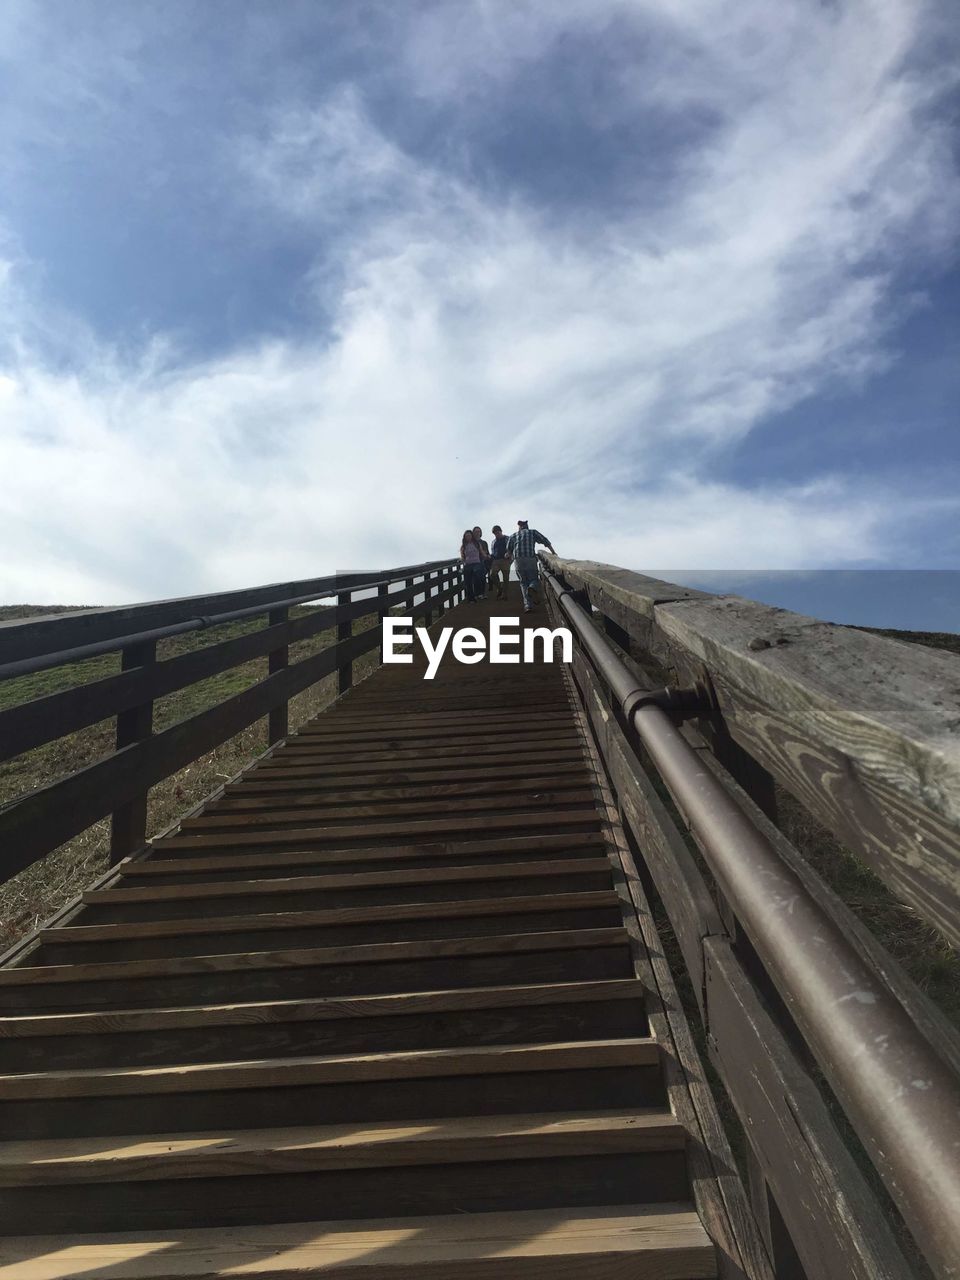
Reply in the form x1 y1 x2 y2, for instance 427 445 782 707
36 891 623 964
116 832 609 883
0 1040 666 1140
0 978 647 1070
291 720 578 744
2 1038 658 1099
202 787 596 820
219 772 592 805
0 1109 683 1184
225 762 592 796
79 859 615 923
0 928 633 1012
0 1203 717 1278
0 1112 691 1233
178 790 596 831
275 736 581 761
251 749 585 779
156 810 603 854
298 708 575 729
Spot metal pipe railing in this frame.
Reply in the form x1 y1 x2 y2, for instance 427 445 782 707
544 566 960 1280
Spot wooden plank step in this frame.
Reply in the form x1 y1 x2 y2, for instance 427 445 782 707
0 1204 717 1278
0 1039 659 1100
226 762 591 794
251 751 586 780
275 736 581 761
300 709 575 729
35 895 624 966
177 790 596 830
0 927 631 999
117 833 609 881
86 858 614 906
78 877 617 931
43 891 621 945
156 810 603 852
0 1109 683 1185
0 978 645 1040
289 724 578 747
288 717 577 734
216 775 592 808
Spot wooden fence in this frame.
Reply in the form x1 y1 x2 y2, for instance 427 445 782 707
541 554 960 1280
0 559 463 883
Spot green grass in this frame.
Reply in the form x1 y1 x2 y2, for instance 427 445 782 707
0 604 384 950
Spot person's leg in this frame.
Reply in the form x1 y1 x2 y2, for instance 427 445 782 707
527 558 540 603
464 563 477 602
516 557 536 609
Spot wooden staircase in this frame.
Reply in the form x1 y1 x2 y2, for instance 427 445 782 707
0 602 718 1278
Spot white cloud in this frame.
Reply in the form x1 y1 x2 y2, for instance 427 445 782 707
0 0 958 603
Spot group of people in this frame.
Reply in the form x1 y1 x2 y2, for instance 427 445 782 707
460 520 556 612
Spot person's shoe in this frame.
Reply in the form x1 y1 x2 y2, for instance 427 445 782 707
523 604 532 612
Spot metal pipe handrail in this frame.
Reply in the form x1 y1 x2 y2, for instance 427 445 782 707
544 565 960 1279
0 561 462 682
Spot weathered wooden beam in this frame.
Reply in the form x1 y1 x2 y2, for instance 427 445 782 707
543 554 960 948
267 607 289 746
108 640 157 865
0 561 457 666
570 650 724 1013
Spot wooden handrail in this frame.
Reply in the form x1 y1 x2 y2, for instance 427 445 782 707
0 559 463 880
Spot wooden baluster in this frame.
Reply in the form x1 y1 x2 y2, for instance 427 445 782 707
267 607 289 744
337 587 353 695
422 574 432 626
377 582 389 662
109 638 157 864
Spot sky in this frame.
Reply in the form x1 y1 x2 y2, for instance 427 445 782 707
1 0 959 615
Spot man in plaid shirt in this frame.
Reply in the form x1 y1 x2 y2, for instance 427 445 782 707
507 520 556 611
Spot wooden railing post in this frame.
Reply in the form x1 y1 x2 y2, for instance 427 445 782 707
422 574 432 626
109 638 157 864
267 607 289 745
377 583 389 662
337 587 353 695
602 613 631 650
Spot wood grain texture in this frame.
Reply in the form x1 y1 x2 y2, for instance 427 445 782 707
0 1205 717 1279
544 554 960 947
571 651 725 1011
116 832 609 878
0 1038 659 1100
0 977 645 1039
0 927 630 989
0 1110 684 1184
704 938 914 1280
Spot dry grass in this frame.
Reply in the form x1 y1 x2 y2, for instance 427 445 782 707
0 606 384 952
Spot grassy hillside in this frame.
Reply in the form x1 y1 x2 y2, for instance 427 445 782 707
0 604 383 951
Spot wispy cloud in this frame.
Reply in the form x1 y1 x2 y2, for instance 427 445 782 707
0 0 957 603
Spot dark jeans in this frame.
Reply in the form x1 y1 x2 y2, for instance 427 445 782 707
464 562 486 601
